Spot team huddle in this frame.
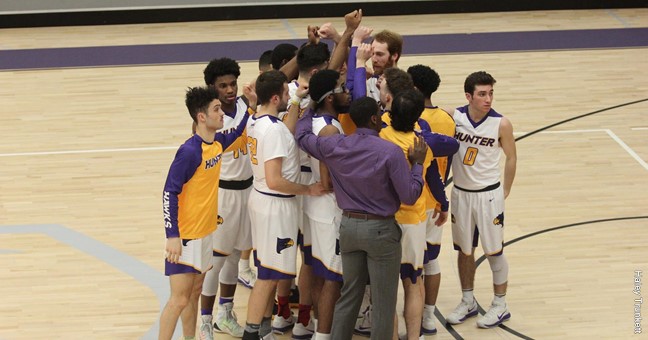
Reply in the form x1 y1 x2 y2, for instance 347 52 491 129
159 9 517 340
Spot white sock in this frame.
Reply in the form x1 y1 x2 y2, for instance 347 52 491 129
314 332 330 340
494 294 506 305
462 289 474 302
201 314 212 323
424 304 436 317
239 259 250 272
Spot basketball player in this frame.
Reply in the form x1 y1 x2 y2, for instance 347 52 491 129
159 86 249 340
407 64 456 335
242 70 326 340
199 57 255 339
302 69 350 340
447 71 517 328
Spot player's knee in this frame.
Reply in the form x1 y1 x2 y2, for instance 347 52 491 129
219 250 240 285
424 259 441 275
487 254 508 285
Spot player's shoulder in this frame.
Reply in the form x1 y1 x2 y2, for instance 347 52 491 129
176 135 204 160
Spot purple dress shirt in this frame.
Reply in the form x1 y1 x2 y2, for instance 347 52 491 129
296 111 424 217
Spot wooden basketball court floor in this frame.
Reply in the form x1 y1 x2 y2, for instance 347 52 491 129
1 8 647 340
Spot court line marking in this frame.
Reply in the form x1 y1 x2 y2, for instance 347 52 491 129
0 224 173 340
0 146 177 157
515 129 647 171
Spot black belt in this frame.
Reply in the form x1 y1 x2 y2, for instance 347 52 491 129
219 176 253 190
454 182 500 193
342 210 394 220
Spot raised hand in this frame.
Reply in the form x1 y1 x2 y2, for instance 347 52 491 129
344 9 363 31
356 42 373 64
307 25 320 45
352 25 373 46
318 22 341 43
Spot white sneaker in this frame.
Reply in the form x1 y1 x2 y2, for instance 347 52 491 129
421 310 437 335
214 302 244 337
261 333 277 340
476 302 510 328
238 267 257 289
272 314 295 334
199 315 214 340
292 319 315 339
445 298 478 325
353 305 371 337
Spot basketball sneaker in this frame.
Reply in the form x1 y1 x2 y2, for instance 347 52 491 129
291 319 315 339
421 309 437 335
214 302 244 337
476 301 511 328
272 313 296 334
353 305 371 337
238 267 257 289
445 298 478 325
199 315 214 340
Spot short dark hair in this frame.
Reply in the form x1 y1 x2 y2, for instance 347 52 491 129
309 69 340 109
407 64 440 99
271 43 298 70
203 57 240 86
258 50 273 72
464 71 496 95
373 30 403 62
297 42 330 74
349 97 379 128
255 70 288 105
384 67 414 98
185 86 219 123
390 90 425 132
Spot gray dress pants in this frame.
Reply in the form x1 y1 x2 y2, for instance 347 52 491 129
331 215 402 340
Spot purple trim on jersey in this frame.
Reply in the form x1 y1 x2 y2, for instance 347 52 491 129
165 259 201 276
312 113 338 126
457 106 502 129
400 263 423 283
252 114 280 124
162 135 203 238
253 250 296 280
425 243 441 262
311 257 343 282
297 231 313 265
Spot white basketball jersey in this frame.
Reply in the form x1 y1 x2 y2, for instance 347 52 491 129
246 114 300 194
217 97 253 180
304 115 344 223
451 106 503 190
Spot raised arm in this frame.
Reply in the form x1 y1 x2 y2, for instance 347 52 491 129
327 9 362 72
499 116 517 198
417 119 459 157
215 107 252 150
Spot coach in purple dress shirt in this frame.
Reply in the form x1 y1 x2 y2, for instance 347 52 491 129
296 97 427 340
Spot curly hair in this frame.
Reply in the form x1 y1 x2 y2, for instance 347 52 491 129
203 57 241 86
390 90 425 132
407 64 441 98
185 86 219 123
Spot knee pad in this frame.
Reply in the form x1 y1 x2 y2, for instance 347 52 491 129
202 255 228 296
487 254 509 285
424 259 441 276
219 249 241 285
